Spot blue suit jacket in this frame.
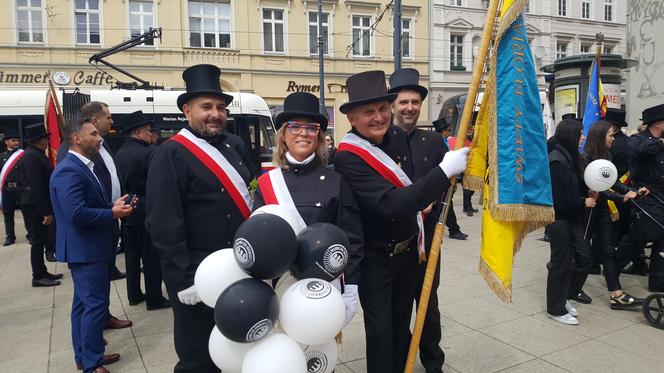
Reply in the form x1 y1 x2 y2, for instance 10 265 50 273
50 152 115 263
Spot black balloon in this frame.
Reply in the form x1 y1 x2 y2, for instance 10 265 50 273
291 223 350 281
233 213 297 279
214 278 279 343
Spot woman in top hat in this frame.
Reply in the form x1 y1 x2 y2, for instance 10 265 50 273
252 92 364 326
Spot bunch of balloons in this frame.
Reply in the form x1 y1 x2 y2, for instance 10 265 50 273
194 204 351 373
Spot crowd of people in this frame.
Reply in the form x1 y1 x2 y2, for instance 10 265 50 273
0 63 661 373
545 106 664 325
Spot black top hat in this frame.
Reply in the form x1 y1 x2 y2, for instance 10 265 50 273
388 68 428 100
115 110 153 133
24 123 50 143
339 71 397 114
432 117 449 132
274 92 328 132
177 64 234 111
561 113 577 120
641 103 664 126
604 108 627 127
2 127 19 140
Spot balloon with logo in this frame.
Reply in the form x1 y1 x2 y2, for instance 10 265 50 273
215 278 279 343
279 278 345 345
302 340 338 373
291 223 350 281
242 333 307 373
195 249 251 307
233 213 298 280
208 326 253 372
584 159 618 192
251 204 304 235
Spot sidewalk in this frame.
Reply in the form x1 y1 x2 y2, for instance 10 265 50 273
1 194 663 372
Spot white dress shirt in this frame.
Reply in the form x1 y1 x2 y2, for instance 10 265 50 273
99 140 121 202
68 150 103 190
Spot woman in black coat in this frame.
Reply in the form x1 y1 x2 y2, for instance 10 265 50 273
546 119 595 325
253 92 364 327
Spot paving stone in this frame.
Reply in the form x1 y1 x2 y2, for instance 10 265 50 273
0 327 51 362
0 354 48 373
597 324 664 364
441 297 525 330
135 332 178 368
495 358 568 373
443 330 534 373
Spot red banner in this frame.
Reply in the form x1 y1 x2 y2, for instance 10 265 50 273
44 84 63 167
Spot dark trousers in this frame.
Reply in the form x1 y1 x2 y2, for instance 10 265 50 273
446 200 461 233
124 225 164 306
649 241 664 291
590 208 623 291
414 225 445 371
360 246 419 373
463 189 475 212
21 204 48 279
70 261 110 373
2 189 20 239
166 286 220 373
547 220 592 315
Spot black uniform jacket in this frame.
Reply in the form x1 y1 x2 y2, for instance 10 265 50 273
145 125 252 293
115 137 154 226
253 161 365 285
334 126 451 247
1 149 24 190
549 145 586 222
611 130 630 177
407 127 448 230
629 129 664 188
223 130 257 180
20 145 53 216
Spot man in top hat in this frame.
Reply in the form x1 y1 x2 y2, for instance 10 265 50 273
432 117 465 238
1 127 26 246
389 68 464 373
19 123 63 287
146 64 252 372
114 111 169 311
334 70 469 373
628 103 664 292
606 108 630 177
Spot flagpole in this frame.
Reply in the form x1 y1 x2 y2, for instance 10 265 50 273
404 0 500 371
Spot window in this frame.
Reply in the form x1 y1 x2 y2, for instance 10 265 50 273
75 0 100 45
308 12 329 55
401 18 412 58
263 8 285 53
580 44 591 53
129 1 154 45
524 2 530 13
352 15 372 57
558 0 567 16
605 45 614 54
581 0 591 19
189 1 232 48
450 0 462 5
556 41 568 59
604 0 613 21
16 0 43 43
450 34 464 70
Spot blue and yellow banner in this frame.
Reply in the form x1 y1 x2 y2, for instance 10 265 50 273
581 60 607 148
467 0 554 302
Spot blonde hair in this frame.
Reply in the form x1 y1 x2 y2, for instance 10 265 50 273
273 125 328 170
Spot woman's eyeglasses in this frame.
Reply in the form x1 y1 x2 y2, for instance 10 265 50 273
285 121 320 135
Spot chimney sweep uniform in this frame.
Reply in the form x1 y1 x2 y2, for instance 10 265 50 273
1 127 25 246
146 64 251 372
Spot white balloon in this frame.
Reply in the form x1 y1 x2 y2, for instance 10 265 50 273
279 278 346 346
584 159 618 192
251 204 303 235
303 340 338 373
195 249 251 307
242 333 307 373
209 326 253 373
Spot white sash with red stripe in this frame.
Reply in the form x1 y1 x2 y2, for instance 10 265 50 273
171 128 252 219
338 132 426 257
257 165 344 291
0 149 24 208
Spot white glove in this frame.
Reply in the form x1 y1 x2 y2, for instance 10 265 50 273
439 147 470 178
342 284 359 327
177 285 201 305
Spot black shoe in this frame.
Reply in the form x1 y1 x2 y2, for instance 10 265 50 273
570 290 592 304
146 297 171 311
464 207 479 213
426 369 444 373
110 267 126 281
3 237 15 246
44 272 64 280
538 234 551 242
45 252 57 262
449 231 468 240
610 292 644 310
32 278 61 287
128 293 146 306
589 265 601 275
465 210 474 217
621 262 649 276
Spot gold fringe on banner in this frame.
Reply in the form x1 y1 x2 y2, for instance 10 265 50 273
479 257 512 303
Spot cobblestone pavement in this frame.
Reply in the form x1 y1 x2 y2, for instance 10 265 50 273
1 194 663 372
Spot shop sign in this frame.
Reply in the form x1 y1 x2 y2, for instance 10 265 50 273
286 80 346 94
0 70 115 86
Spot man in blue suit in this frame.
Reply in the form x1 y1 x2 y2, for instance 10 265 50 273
50 117 134 373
